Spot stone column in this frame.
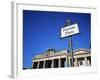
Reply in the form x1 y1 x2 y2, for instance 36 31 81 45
64 58 67 67
32 62 34 69
74 58 78 67
66 56 68 67
43 61 45 68
84 57 88 66
51 59 54 68
37 62 39 69
59 58 61 68
68 57 71 67
87 59 91 66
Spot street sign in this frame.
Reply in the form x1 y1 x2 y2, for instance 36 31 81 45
61 23 79 38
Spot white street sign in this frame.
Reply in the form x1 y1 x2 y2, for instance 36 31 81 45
61 23 79 38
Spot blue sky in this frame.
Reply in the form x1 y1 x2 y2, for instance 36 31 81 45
23 10 91 68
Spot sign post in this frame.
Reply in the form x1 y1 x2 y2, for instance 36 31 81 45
61 19 79 67
69 35 74 67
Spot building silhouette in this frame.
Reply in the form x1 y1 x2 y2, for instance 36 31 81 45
32 48 91 69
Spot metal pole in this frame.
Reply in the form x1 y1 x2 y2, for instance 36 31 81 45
66 19 74 67
69 36 74 67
